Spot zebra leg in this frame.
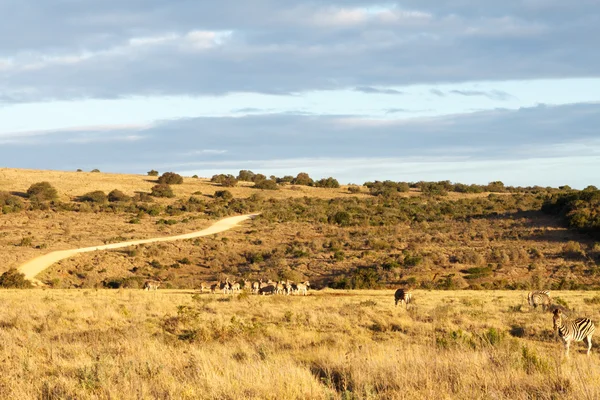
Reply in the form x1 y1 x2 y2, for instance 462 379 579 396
586 335 593 356
565 341 570 357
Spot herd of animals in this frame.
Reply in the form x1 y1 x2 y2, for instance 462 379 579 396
142 281 595 357
143 278 311 296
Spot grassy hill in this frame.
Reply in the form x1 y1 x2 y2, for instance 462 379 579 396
1 167 599 290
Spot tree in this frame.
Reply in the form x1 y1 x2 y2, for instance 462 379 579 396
237 170 256 182
147 170 159 176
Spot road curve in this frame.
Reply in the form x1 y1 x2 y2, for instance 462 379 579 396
17 213 259 285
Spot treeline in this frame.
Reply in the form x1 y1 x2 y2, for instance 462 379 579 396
542 186 600 235
210 171 340 189
364 180 567 197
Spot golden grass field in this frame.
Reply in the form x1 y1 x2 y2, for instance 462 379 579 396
1 289 600 399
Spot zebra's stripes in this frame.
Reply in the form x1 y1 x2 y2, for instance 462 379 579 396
527 290 551 311
394 288 412 308
553 309 595 356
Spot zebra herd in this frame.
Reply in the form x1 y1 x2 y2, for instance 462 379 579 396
198 278 311 296
528 290 596 356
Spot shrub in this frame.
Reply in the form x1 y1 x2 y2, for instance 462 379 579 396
0 269 33 288
291 172 314 186
0 191 24 213
237 170 256 182
348 185 361 194
329 211 351 226
26 182 58 201
79 190 108 203
151 184 175 198
147 170 159 176
133 192 153 202
214 190 233 201
158 172 183 185
314 177 340 188
253 180 279 190
76 169 83 172
108 189 130 202
90 169 101 173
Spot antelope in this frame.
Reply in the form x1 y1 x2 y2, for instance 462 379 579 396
394 288 412 308
259 284 276 295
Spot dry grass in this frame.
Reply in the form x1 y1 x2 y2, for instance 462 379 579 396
1 289 599 399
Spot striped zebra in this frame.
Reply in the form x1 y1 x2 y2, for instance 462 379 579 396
394 288 412 308
527 290 551 311
553 309 595 356
143 280 160 291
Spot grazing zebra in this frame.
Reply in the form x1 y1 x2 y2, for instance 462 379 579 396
553 309 596 356
251 280 261 294
143 280 160 291
527 290 551 311
220 280 230 294
394 288 412 308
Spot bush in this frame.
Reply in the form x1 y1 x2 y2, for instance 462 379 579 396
151 184 175 198
291 172 313 186
0 191 24 213
91 169 100 173
147 170 159 176
0 269 33 288
158 172 183 185
79 190 108 203
211 174 238 187
348 185 361 194
237 170 256 182
214 190 233 201
314 177 340 188
108 189 130 202
329 211 351 226
26 182 58 201
253 180 279 190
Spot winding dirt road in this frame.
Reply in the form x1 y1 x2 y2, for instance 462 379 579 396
17 213 259 285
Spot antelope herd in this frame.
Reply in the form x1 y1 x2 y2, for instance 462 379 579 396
197 278 311 296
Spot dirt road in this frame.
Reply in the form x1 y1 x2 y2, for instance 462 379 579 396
17 213 259 285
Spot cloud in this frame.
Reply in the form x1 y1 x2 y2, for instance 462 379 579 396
448 90 514 101
1 102 598 187
0 1 598 101
354 86 404 95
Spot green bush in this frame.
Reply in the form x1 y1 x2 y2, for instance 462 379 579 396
253 180 279 190
26 181 58 201
291 172 314 186
147 170 159 176
0 269 33 288
108 189 130 202
90 169 101 173
158 172 183 185
347 185 361 194
214 190 233 201
151 184 175 198
79 190 108 203
314 177 340 188
0 191 24 213
237 170 256 182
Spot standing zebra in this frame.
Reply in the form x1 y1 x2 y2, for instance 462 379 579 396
143 280 161 291
394 288 412 308
527 290 551 311
553 309 596 356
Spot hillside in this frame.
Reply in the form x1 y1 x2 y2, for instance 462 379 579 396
1 167 598 290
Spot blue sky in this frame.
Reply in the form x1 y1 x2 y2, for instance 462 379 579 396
1 1 599 187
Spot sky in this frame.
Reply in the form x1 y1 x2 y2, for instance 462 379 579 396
1 1 599 187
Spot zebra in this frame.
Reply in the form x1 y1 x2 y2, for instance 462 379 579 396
553 309 595 356
394 288 412 308
143 280 161 291
527 290 551 311
294 281 310 296
229 281 241 294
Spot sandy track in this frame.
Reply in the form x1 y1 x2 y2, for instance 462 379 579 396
17 213 259 285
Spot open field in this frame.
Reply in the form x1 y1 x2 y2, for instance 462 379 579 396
1 289 600 399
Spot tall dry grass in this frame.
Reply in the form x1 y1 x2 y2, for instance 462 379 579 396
1 289 600 399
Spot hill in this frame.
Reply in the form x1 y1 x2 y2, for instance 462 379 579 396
1 167 598 290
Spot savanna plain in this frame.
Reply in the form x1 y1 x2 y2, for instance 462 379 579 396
1 167 600 399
